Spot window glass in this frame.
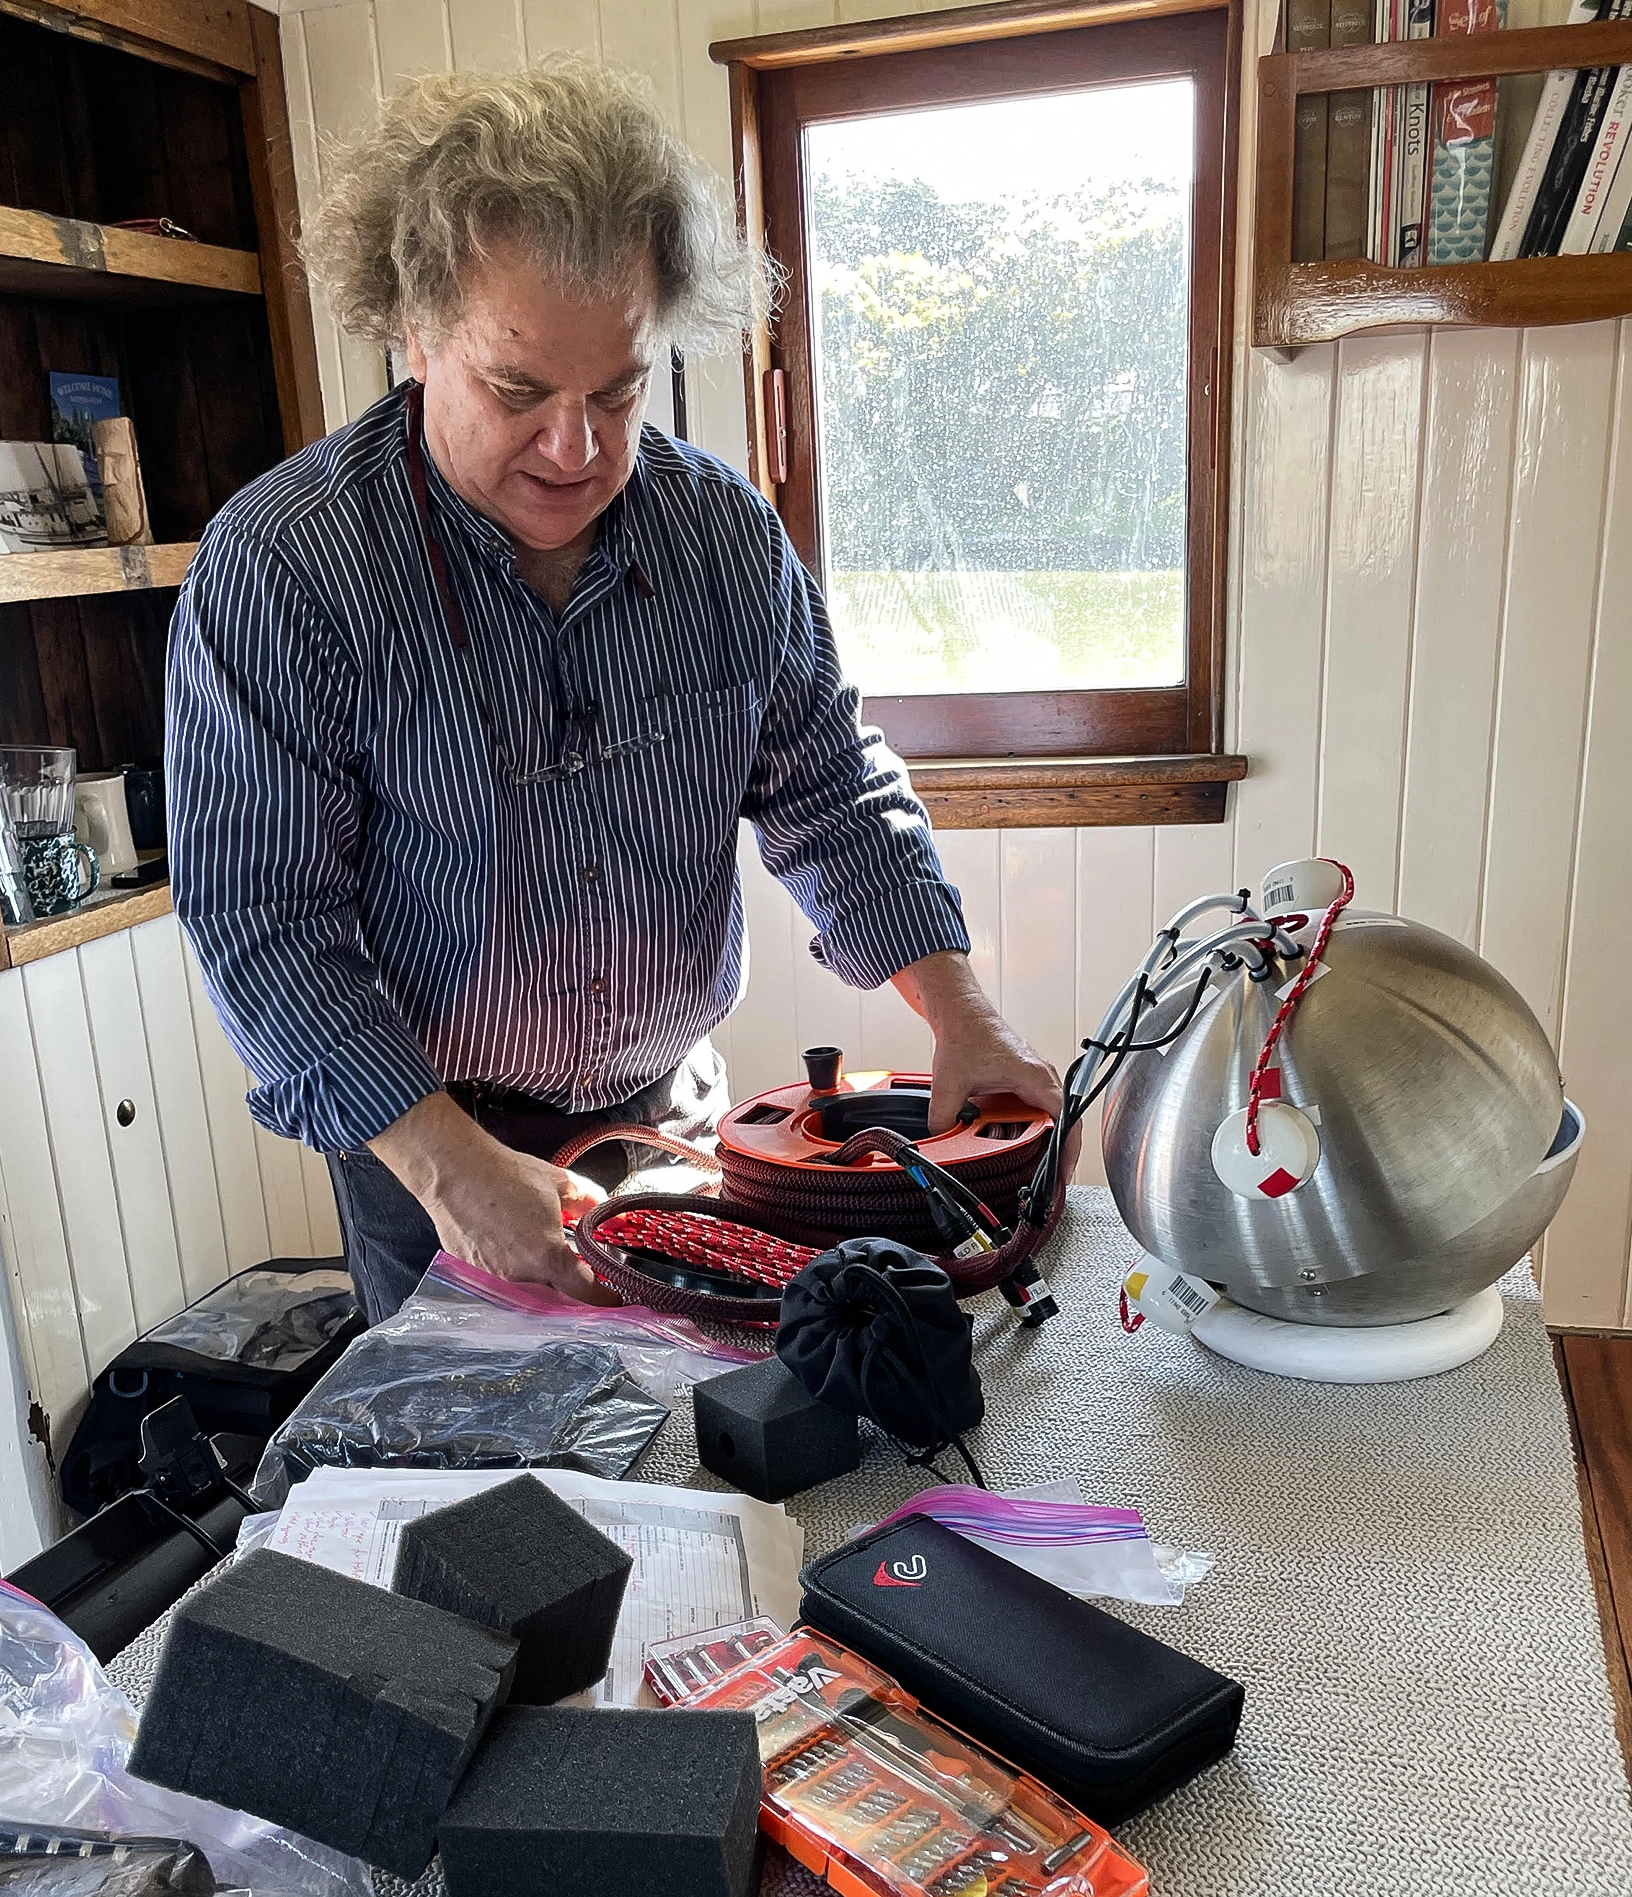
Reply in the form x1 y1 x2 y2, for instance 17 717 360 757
804 80 1194 698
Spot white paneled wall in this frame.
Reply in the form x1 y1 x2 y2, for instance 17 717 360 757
275 0 1632 1331
0 914 341 1563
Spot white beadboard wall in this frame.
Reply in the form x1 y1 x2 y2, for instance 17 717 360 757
275 0 1632 1333
0 916 342 1563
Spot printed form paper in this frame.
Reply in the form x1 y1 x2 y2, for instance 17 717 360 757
267 1466 803 1705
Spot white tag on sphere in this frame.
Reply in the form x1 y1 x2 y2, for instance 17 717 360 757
1211 1101 1321 1199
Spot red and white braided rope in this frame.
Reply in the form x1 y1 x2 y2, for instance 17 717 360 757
1244 860 1354 1157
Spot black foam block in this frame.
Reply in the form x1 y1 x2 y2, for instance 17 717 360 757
127 1547 517 1879
390 1475 632 1704
438 1705 763 1897
693 1354 860 1502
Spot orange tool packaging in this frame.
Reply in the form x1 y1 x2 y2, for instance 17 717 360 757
675 1626 1148 1897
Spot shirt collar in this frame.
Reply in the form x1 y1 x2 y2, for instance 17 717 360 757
404 385 652 592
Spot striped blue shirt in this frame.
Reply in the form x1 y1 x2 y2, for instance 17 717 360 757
166 385 968 1153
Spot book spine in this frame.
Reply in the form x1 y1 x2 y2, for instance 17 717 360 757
1562 62 1632 249
1369 0 1399 260
1489 0 1608 259
1398 0 1438 266
1367 0 1385 259
1326 0 1377 257
1290 0 1335 260
1427 0 1504 264
1525 0 1630 257
1590 94 1632 245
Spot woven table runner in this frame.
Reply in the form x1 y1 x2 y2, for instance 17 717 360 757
108 1187 1632 1895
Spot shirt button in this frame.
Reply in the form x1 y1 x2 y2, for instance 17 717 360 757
581 863 599 883
579 1073 594 1090
589 977 606 995
563 752 585 774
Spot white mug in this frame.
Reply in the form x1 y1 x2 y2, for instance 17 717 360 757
75 772 138 878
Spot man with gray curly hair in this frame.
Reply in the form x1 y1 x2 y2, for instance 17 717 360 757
167 58 1061 1324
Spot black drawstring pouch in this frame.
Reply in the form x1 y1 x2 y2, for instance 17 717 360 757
775 1238 984 1464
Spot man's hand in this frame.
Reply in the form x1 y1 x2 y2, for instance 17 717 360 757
368 1092 614 1301
891 951 1063 1134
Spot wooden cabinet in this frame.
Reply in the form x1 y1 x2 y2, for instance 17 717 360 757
0 0 322 795
1254 20 1632 347
0 913 341 1563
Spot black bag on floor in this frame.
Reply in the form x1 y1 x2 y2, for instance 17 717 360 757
60 1260 363 1518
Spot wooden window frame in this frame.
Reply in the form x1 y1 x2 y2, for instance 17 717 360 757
714 0 1246 826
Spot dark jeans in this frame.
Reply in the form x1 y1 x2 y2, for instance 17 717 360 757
327 1041 728 1326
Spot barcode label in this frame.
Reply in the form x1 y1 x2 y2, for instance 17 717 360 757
1264 879 1296 909
1166 1274 1212 1317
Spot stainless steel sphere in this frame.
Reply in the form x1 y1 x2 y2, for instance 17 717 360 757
1100 910 1581 1326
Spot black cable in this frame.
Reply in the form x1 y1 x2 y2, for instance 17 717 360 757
1123 967 1216 1052
896 1143 991 1225
1021 971 1155 1225
902 1433 986 1489
947 1436 985 1487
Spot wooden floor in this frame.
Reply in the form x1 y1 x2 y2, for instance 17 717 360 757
1555 1333 1632 1772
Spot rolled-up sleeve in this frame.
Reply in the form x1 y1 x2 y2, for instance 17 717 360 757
166 529 442 1150
742 516 970 988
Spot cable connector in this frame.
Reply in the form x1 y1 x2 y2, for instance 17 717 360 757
1000 1261 1058 1328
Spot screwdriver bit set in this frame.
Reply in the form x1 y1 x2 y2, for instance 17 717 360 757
661 1625 1148 1897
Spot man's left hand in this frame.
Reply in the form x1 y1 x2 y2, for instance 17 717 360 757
891 950 1063 1134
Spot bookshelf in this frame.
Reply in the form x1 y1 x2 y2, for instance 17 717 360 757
1255 19 1632 347
0 0 321 958
0 205 262 301
0 540 196 603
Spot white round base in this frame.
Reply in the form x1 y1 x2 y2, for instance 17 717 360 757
1192 1284 1505 1384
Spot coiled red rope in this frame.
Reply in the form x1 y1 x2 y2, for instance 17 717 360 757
556 1120 1062 1319
593 1207 817 1288
1244 860 1354 1157
716 1130 1041 1262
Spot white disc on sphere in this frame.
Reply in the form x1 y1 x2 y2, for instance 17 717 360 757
1192 1286 1505 1383
1210 1102 1321 1199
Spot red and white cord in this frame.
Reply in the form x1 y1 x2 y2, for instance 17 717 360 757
1244 860 1354 1157
595 1206 818 1289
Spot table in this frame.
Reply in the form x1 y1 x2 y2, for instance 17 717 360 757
110 1187 1632 1895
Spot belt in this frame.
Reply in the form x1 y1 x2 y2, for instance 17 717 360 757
445 1081 569 1117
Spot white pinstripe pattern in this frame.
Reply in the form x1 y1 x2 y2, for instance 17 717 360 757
165 385 968 1152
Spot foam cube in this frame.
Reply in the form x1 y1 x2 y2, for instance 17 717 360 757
391 1475 632 1704
693 1355 860 1502
438 1704 763 1897
127 1548 516 1879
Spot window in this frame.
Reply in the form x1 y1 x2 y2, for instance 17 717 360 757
717 2 1242 820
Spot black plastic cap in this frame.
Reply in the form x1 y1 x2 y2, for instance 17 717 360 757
803 1046 843 1094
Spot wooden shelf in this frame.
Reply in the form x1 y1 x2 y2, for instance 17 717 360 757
910 752 1248 829
0 0 258 83
1 875 170 971
0 541 196 604
1254 21 1632 349
0 204 261 303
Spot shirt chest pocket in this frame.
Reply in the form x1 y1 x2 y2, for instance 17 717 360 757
611 678 764 865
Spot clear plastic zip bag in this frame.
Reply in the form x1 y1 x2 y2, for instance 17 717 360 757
251 1252 759 1506
0 1582 368 1897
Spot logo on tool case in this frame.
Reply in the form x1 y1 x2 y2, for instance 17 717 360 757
872 1555 927 1588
